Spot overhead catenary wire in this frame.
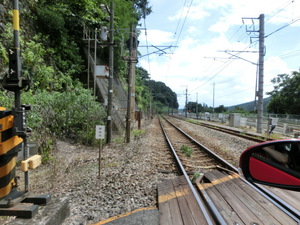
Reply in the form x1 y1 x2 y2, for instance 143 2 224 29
190 39 258 92
143 17 151 75
163 0 193 83
265 15 300 38
279 49 300 59
265 0 295 23
173 0 194 52
171 0 187 50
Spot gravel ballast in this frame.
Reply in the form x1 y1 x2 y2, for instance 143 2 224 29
2 116 261 225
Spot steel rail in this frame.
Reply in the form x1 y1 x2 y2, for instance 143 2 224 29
174 115 273 142
242 178 300 222
158 117 219 225
255 183 300 220
198 122 273 142
165 115 300 222
162 115 238 173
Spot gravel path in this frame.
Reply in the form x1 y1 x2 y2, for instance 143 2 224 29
2 116 261 225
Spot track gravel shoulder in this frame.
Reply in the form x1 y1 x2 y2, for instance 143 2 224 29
2 116 258 225
3 117 174 225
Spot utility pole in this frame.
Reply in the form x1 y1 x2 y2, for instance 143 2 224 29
196 93 198 119
131 32 137 125
126 24 137 143
257 14 265 134
212 82 215 114
93 28 97 99
236 14 265 134
106 1 114 143
185 88 188 118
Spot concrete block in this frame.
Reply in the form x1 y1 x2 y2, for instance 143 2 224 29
7 197 70 225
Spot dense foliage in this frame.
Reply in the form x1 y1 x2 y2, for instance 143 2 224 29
145 80 179 109
0 0 180 164
185 102 227 113
0 0 154 161
135 66 151 111
267 71 300 114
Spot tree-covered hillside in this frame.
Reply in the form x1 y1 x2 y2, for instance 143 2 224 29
0 0 178 157
145 80 179 110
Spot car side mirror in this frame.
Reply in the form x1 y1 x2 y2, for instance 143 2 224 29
240 139 300 191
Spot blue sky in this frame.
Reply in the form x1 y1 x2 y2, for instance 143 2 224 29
137 0 300 109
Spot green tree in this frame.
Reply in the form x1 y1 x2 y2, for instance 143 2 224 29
186 102 203 113
215 105 227 113
145 80 178 109
135 67 151 111
267 71 300 114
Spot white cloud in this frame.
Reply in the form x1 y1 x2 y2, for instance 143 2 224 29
187 26 197 33
168 3 210 21
137 0 300 108
138 30 174 45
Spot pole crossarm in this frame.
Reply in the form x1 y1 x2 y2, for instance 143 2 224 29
223 51 258 65
139 45 177 58
223 50 258 53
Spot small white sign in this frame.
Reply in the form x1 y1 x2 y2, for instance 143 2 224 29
95 125 105 140
95 65 109 77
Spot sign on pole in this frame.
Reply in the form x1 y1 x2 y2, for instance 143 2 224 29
95 125 105 140
95 125 105 179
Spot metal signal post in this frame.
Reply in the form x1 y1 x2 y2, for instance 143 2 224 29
0 0 50 218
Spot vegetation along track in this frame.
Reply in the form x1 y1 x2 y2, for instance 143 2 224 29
159 115 300 224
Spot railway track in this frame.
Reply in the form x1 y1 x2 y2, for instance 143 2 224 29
158 115 300 224
173 115 274 143
166 114 300 219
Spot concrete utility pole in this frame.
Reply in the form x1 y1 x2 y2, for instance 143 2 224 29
93 28 97 98
257 14 265 134
212 82 215 114
185 88 188 118
130 36 137 125
107 1 114 143
196 93 198 119
126 24 137 143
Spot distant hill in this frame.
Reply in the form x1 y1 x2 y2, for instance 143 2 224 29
226 96 271 111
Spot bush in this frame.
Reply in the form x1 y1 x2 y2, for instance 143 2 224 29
20 87 105 162
24 87 105 142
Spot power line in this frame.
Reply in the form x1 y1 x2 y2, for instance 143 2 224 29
189 58 236 92
163 0 193 83
174 0 194 52
279 49 300 59
265 15 300 38
265 0 294 23
171 0 187 47
142 17 151 75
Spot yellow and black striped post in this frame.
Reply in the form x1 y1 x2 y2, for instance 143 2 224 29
0 0 49 218
0 107 23 199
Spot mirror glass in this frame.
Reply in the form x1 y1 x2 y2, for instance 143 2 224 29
248 142 300 186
